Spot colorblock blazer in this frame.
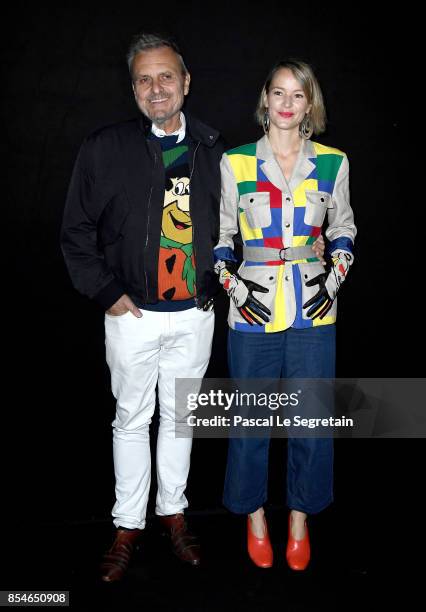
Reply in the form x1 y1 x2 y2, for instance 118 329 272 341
214 135 357 333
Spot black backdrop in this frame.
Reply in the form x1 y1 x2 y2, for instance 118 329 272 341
2 0 420 562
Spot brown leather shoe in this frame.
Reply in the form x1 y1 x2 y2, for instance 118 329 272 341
159 514 201 566
100 528 142 582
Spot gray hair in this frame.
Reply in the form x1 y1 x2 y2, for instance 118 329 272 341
127 33 188 77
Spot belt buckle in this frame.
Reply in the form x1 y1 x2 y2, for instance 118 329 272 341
279 247 291 262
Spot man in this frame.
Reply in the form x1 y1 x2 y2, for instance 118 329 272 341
61 33 223 580
61 32 324 582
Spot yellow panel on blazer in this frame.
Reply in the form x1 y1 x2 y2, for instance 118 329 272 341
228 154 257 184
293 179 318 206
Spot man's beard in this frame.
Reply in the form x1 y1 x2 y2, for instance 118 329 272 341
146 92 183 126
149 104 181 126
151 112 171 125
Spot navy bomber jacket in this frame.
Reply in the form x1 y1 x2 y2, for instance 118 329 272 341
61 113 224 310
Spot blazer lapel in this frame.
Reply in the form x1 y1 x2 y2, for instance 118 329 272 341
257 135 287 192
289 138 316 191
256 135 317 193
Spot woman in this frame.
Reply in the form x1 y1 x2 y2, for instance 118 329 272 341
214 60 356 570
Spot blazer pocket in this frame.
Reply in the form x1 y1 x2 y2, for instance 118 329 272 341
240 192 271 229
98 191 131 247
304 190 331 227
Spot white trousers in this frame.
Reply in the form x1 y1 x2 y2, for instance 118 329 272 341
104 307 215 530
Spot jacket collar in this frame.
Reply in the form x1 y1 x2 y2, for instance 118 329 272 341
139 111 220 148
256 135 316 192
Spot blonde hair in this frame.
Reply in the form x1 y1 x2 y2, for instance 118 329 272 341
255 59 326 135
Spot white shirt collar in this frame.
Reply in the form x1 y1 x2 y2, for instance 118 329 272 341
151 112 186 143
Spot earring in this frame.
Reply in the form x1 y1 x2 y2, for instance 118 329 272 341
299 114 313 139
263 110 270 134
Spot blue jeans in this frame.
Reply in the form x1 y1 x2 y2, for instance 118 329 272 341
223 325 335 515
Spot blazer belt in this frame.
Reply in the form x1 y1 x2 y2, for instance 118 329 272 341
242 245 317 263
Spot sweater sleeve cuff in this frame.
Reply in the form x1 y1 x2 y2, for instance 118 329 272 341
93 278 126 310
328 236 354 256
213 246 238 263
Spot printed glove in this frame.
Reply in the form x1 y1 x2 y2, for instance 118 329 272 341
214 260 271 326
303 249 354 320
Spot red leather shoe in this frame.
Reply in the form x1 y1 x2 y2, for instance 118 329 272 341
247 515 273 568
286 513 310 570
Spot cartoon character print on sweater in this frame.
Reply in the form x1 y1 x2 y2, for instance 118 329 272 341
159 176 196 300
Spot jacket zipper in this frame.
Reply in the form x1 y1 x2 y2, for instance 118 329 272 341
144 149 157 298
190 141 201 307
189 141 200 183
